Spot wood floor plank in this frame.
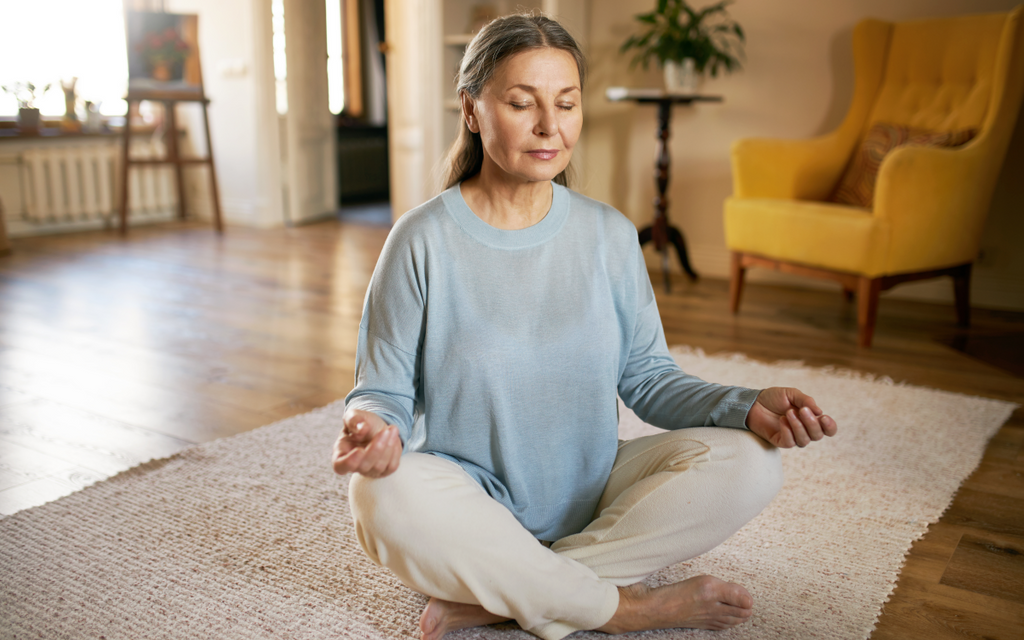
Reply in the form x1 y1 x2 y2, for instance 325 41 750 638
939 531 1024 604
0 471 105 516
0 381 39 409
942 487 1024 537
0 438 85 491
961 461 1024 500
0 331 327 414
981 423 1024 467
0 399 191 476
892 523 964 571
261 390 349 423
871 587 1024 640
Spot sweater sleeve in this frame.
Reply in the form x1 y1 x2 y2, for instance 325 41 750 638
617 248 760 430
344 222 426 444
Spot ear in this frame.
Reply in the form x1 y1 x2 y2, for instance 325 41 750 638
460 91 480 133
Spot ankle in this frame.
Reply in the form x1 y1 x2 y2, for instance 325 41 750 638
598 584 648 635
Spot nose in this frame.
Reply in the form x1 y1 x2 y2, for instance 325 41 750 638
534 104 559 137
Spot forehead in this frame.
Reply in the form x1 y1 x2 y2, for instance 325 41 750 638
491 48 581 90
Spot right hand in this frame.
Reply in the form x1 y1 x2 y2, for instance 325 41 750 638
332 408 403 478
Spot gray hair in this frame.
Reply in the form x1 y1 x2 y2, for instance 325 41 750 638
441 13 587 190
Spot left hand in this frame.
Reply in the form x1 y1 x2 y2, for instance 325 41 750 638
746 387 838 448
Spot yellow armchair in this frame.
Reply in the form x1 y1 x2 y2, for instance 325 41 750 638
724 8 1024 347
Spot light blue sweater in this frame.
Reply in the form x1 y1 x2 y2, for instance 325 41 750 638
346 183 760 540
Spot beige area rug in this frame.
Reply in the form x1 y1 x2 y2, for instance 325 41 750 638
0 347 1016 640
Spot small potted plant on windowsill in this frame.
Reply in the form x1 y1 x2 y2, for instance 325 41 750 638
1 82 52 135
620 0 745 93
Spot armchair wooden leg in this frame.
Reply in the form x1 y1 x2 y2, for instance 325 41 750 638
729 252 746 314
952 264 972 327
856 276 882 348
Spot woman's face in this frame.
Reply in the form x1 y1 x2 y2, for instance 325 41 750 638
464 47 583 186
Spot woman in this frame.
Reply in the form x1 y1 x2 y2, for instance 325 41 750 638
333 14 837 640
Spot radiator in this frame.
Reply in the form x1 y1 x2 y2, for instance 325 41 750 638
12 138 176 229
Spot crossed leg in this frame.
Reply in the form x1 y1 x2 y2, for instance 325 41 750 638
350 427 782 640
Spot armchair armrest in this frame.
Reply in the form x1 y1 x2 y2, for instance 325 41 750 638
731 132 854 201
874 140 996 273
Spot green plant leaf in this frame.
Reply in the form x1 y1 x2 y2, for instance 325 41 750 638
620 0 745 72
681 3 698 24
696 1 722 21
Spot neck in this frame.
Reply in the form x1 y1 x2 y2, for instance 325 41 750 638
460 163 555 230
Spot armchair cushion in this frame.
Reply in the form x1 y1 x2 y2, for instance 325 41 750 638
829 122 977 208
724 197 889 276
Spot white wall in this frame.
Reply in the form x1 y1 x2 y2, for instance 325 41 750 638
167 0 284 228
580 0 1024 310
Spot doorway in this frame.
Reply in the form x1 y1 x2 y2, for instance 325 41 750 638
271 0 389 226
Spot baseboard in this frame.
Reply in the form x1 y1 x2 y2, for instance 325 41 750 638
220 196 285 229
6 209 176 238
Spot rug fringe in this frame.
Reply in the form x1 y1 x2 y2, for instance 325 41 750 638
669 344 902 386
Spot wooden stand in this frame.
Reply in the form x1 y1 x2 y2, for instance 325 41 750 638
118 92 222 235
605 89 723 292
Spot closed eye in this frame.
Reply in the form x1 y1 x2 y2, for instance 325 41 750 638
510 102 531 111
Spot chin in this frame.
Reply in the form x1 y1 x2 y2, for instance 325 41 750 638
523 164 570 184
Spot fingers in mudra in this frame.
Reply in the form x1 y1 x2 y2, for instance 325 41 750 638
784 408 812 447
364 427 400 477
346 426 397 478
333 410 402 477
750 387 837 448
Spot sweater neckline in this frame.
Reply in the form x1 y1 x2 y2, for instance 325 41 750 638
442 181 569 249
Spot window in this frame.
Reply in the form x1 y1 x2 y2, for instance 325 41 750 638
0 0 129 117
270 0 347 116
326 0 345 114
271 0 288 115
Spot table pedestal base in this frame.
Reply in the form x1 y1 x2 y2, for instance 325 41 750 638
638 223 698 292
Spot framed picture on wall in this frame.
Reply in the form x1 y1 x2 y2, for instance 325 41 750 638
125 11 203 97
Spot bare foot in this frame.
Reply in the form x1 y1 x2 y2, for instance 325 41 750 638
597 575 754 634
419 597 510 640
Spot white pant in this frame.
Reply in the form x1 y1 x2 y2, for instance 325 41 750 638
349 427 782 640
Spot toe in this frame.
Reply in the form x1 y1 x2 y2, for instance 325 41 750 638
419 600 441 638
721 582 754 610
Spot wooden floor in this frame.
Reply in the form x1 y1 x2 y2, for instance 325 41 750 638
1 220 1022 638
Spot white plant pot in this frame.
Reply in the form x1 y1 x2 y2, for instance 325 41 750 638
664 58 700 94
663 61 682 91
680 58 699 93
17 107 41 134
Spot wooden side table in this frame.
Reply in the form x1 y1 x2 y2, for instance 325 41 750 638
606 88 723 291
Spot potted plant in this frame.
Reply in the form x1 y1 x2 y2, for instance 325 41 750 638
620 0 745 92
1 81 52 135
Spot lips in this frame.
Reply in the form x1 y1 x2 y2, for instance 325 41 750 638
526 149 559 160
